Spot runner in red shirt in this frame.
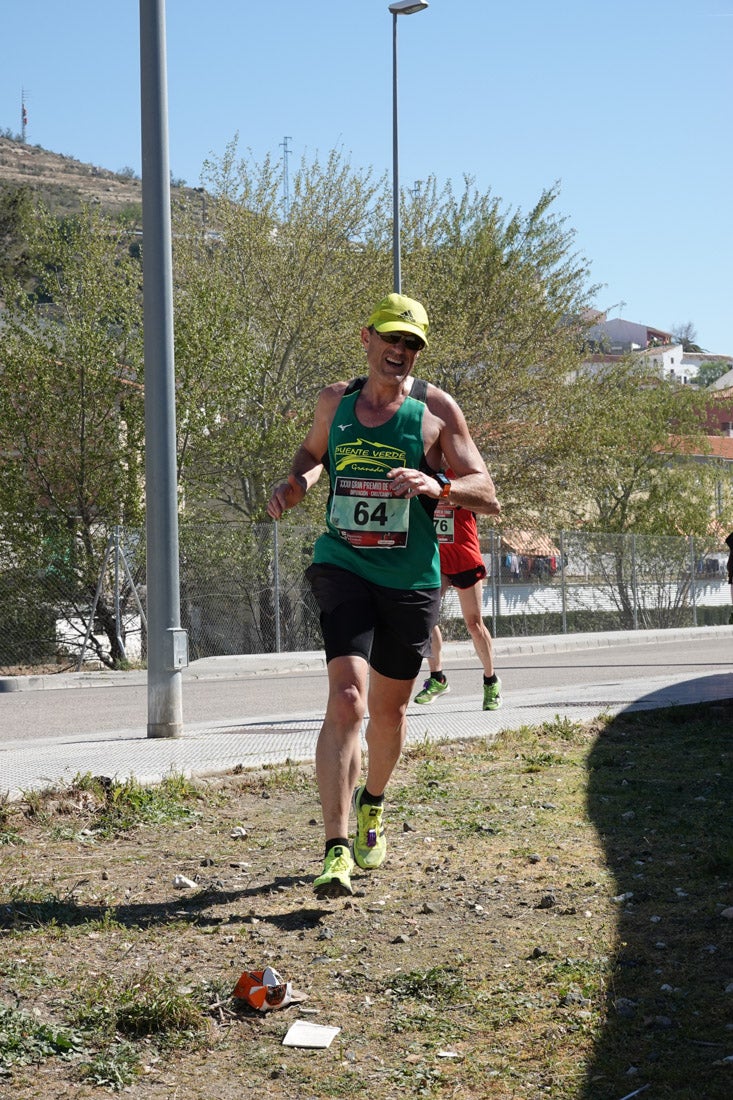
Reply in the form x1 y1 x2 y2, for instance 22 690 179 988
414 471 501 709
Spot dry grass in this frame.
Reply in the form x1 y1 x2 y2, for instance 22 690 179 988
0 701 731 1098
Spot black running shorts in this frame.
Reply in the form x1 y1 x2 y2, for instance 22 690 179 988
443 563 487 590
305 563 441 681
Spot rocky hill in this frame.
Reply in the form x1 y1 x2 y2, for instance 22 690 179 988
0 136 194 216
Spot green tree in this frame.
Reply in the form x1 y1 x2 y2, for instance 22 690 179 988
695 360 731 388
0 184 34 287
172 142 387 522
399 178 599 524
559 360 719 534
0 203 145 666
174 160 599 529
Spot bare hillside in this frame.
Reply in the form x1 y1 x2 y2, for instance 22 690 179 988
0 136 193 215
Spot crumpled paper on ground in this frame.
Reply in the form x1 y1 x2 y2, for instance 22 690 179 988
232 966 306 1011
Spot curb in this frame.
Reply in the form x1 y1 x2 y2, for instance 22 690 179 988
1 624 730 693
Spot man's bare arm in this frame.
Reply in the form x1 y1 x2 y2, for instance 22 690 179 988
431 390 500 515
266 384 345 519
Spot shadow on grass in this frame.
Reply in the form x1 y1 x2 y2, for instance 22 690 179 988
582 679 733 1100
0 873 330 932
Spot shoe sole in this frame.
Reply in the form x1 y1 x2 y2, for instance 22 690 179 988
483 700 503 711
314 878 353 899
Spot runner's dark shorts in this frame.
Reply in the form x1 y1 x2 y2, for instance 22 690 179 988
305 562 441 681
443 563 486 590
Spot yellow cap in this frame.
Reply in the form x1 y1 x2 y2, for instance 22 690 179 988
367 292 429 348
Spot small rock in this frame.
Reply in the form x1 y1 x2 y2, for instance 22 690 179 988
537 893 557 910
720 907 733 920
560 990 588 1007
528 854 542 864
172 875 198 890
392 933 410 944
317 927 334 941
230 827 248 839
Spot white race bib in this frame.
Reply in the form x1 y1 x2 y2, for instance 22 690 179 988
330 477 409 548
433 501 455 544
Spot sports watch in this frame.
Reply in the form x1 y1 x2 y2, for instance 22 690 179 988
435 471 451 498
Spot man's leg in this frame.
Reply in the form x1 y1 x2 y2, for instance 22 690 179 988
457 581 502 709
350 669 416 871
316 654 369 843
313 654 369 897
426 624 443 674
363 669 416 797
456 581 494 676
414 576 450 704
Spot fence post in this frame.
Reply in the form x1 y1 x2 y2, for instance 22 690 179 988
490 529 498 637
559 530 567 634
113 526 127 660
689 535 698 627
273 521 281 653
631 533 638 631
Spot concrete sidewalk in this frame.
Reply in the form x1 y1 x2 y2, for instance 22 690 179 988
1 627 731 800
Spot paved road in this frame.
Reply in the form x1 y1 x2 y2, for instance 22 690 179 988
1 627 730 799
2 629 730 743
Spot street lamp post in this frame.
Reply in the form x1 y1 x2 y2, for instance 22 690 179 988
389 0 428 294
139 0 188 738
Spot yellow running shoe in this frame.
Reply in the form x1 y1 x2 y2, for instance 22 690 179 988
353 786 387 870
313 844 354 898
483 676 503 711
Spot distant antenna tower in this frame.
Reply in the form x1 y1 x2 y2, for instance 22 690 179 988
21 89 28 143
280 135 293 216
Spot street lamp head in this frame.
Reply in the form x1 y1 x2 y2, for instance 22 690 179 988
388 1 428 14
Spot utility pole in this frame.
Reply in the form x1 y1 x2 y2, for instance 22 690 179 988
139 0 188 738
280 135 292 217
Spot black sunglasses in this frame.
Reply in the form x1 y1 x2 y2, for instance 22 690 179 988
375 330 424 352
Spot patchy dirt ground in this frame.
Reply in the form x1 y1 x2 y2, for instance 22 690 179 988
1 704 732 1099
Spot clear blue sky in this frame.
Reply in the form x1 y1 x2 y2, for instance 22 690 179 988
2 1 732 353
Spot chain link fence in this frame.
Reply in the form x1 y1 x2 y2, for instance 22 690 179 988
0 521 730 673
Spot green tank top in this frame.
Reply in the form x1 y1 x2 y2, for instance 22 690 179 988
312 379 440 589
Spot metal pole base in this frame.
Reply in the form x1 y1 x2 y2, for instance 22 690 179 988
147 721 183 739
